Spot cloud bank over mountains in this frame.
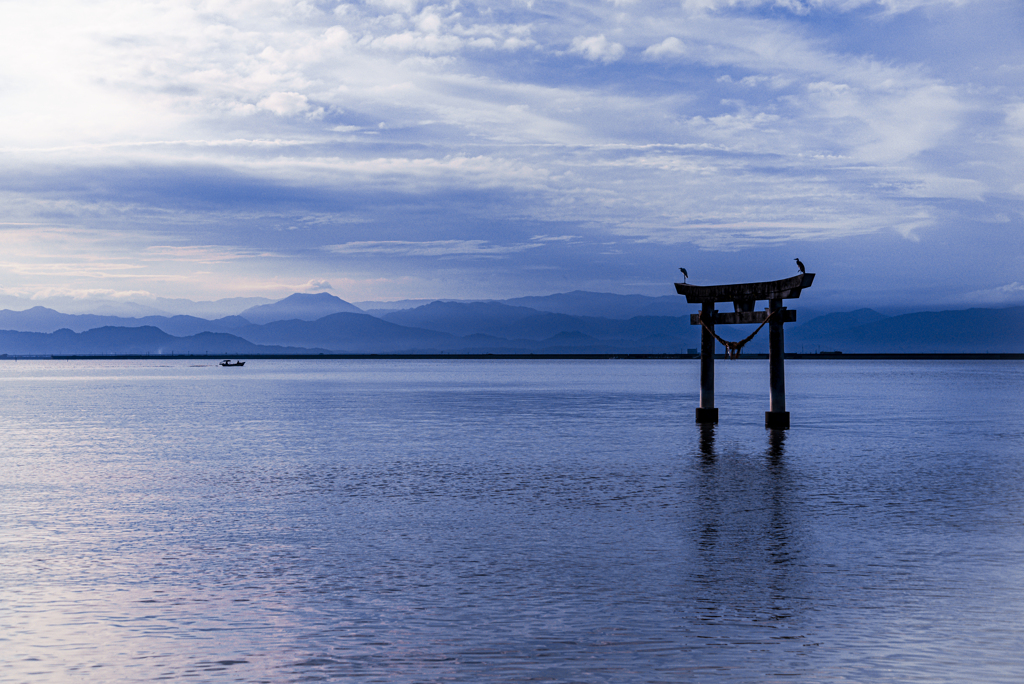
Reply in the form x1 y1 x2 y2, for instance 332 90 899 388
1 0 1021 308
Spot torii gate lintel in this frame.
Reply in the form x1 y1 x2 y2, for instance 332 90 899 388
676 273 815 430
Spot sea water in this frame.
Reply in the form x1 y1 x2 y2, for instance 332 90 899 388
1 359 1022 682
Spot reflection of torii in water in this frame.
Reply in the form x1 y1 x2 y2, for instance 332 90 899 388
698 308 778 359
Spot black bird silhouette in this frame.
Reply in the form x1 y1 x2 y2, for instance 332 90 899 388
679 268 688 283
794 258 805 275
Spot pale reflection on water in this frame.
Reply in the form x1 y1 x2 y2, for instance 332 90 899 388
1 360 1023 682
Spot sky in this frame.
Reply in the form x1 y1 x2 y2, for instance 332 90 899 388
1 0 1022 312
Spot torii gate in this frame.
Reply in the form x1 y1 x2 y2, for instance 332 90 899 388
676 273 815 429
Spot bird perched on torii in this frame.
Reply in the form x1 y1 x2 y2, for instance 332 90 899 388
679 267 688 283
794 258 805 275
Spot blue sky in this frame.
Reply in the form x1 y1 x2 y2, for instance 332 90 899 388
1 0 1022 311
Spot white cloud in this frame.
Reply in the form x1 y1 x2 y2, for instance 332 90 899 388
570 35 625 63
502 37 533 51
257 92 312 116
643 37 686 60
531 234 582 242
365 0 421 14
29 287 155 301
963 282 1024 305
303 279 334 291
0 0 1018 303
325 240 544 257
368 30 462 53
144 245 282 263
682 0 969 13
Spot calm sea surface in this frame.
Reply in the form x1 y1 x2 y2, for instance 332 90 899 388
1 359 1023 682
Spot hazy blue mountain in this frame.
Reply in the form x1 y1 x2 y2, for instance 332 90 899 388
353 298 458 316
0 307 251 336
500 291 689 319
229 307 698 353
383 301 698 346
789 306 1024 353
250 304 1023 353
0 308 695 355
25 299 174 317
150 296 274 317
155 316 252 337
3 297 1018 356
355 292 688 319
0 326 323 356
455 333 525 349
233 312 456 352
0 295 274 318
790 309 889 338
382 301 540 335
632 297 700 318
543 330 600 344
239 293 363 324
0 306 103 332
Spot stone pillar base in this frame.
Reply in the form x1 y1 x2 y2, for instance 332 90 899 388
765 411 790 430
696 407 719 424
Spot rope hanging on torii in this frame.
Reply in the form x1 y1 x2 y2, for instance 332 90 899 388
698 309 779 360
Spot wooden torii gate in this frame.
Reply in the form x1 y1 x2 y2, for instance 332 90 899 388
676 273 815 429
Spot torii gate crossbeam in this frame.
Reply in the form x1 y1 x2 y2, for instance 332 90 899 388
676 273 815 429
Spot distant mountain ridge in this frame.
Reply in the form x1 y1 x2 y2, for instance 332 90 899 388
0 292 1019 355
500 291 690 319
789 308 889 338
233 312 456 353
0 306 250 335
0 294 273 318
382 301 541 335
789 306 1024 353
382 301 696 345
0 326 325 356
239 293 363 324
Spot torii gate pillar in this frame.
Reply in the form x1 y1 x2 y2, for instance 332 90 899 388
766 298 788 429
677 273 814 429
697 301 718 424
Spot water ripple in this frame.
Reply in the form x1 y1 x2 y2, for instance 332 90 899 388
1 360 1022 682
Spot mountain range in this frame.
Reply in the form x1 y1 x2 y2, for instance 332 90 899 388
239 292 364 324
787 307 1024 354
0 327 323 357
0 292 1020 356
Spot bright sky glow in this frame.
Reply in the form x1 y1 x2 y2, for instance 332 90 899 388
1 0 1021 309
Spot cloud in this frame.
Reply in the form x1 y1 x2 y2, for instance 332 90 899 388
1007 104 1024 129
681 0 967 13
502 37 533 51
531 234 582 242
303 279 334 291
569 35 625 63
962 282 1024 305
28 287 155 301
257 92 313 117
643 37 686 60
143 246 281 264
0 0 1019 306
324 240 544 257
367 31 463 53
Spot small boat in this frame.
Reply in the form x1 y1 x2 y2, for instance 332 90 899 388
220 359 245 367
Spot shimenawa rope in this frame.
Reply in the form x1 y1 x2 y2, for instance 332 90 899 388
697 309 779 359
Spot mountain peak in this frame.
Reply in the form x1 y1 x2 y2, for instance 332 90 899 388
275 292 347 305
239 293 363 324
